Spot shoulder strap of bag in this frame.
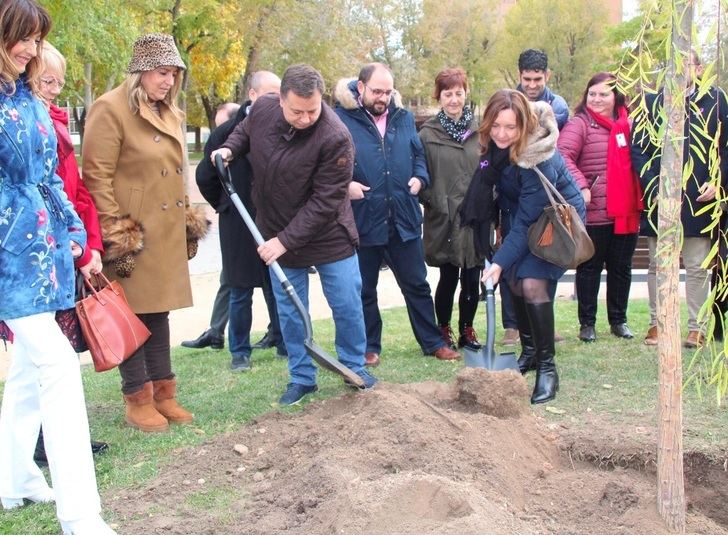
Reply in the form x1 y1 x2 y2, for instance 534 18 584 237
533 165 569 207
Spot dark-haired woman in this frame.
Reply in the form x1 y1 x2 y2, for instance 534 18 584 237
481 89 585 404
0 1 115 533
557 72 642 343
420 67 483 350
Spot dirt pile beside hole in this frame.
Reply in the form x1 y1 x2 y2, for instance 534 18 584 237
454 367 530 418
109 370 728 535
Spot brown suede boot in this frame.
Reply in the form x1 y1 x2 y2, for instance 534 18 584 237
124 382 169 432
152 378 194 424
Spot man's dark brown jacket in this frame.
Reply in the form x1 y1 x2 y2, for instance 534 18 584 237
222 94 359 268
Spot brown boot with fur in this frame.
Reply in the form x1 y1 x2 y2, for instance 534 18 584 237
124 382 169 432
153 378 194 423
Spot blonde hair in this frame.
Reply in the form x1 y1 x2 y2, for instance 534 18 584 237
41 41 65 77
0 0 51 94
478 89 537 163
126 68 183 116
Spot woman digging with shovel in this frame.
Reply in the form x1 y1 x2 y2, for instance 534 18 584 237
480 90 585 404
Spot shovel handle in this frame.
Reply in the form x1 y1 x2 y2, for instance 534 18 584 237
483 260 495 292
213 154 286 283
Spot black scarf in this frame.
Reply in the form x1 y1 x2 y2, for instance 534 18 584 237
437 106 474 143
460 143 511 258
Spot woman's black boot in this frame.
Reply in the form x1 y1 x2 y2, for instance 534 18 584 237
525 302 559 404
512 294 537 374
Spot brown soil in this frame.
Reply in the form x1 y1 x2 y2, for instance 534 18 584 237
108 368 728 534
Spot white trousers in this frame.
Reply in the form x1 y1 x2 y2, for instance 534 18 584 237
0 313 101 522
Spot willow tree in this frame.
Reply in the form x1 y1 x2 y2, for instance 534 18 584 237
620 0 728 530
652 2 692 529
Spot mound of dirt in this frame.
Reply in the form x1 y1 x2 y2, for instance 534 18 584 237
109 370 728 535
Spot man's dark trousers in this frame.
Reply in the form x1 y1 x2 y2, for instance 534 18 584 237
358 230 444 355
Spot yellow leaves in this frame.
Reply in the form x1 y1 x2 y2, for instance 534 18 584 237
189 40 245 102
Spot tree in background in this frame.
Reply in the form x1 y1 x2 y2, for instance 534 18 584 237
488 0 615 106
398 0 498 108
43 0 138 144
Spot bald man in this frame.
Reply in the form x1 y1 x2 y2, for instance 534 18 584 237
185 71 284 373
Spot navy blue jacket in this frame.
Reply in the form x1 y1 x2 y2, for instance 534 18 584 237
631 87 728 238
495 152 584 281
334 80 429 247
516 84 569 130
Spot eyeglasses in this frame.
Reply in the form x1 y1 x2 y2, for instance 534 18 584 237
365 85 393 98
40 77 65 89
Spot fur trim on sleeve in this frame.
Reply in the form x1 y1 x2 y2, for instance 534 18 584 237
185 205 211 241
101 215 144 261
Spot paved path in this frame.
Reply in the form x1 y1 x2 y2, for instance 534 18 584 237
0 164 654 380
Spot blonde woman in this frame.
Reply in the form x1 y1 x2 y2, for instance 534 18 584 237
83 34 208 432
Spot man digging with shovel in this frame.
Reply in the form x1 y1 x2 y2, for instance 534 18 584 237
211 64 377 405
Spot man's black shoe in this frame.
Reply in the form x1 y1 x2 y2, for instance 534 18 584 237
610 323 634 339
181 329 224 350
578 325 596 343
91 441 109 455
252 331 276 349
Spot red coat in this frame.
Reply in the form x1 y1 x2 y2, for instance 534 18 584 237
49 103 104 267
557 112 611 226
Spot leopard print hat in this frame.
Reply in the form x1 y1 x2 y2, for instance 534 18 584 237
127 33 186 73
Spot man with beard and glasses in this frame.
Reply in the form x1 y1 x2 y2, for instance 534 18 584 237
334 63 460 367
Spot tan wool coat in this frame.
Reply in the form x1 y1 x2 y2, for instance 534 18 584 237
82 80 193 313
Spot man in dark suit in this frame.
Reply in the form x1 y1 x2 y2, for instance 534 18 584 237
193 71 283 371
632 50 728 348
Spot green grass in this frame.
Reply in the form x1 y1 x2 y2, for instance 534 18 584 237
0 298 726 534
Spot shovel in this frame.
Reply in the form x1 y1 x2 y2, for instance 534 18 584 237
463 261 519 371
214 155 364 388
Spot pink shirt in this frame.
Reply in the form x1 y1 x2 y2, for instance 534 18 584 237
371 109 388 138
359 96 388 138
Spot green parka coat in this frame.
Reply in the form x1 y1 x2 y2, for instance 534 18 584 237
419 115 483 269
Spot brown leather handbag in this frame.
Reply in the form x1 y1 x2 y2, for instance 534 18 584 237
75 273 151 372
527 166 594 270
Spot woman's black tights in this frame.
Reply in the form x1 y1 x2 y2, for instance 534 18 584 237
508 277 550 305
434 263 480 329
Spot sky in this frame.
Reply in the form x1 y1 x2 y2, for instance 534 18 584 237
623 0 640 20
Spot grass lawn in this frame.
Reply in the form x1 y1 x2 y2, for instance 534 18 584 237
1 298 726 534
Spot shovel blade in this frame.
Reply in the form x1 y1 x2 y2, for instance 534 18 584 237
304 339 365 388
463 345 488 368
484 351 520 372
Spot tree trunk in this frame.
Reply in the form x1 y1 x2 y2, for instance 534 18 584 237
200 94 217 131
238 3 277 100
656 1 692 532
77 62 93 148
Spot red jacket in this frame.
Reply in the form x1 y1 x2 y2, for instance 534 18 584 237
49 103 104 267
557 112 611 226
